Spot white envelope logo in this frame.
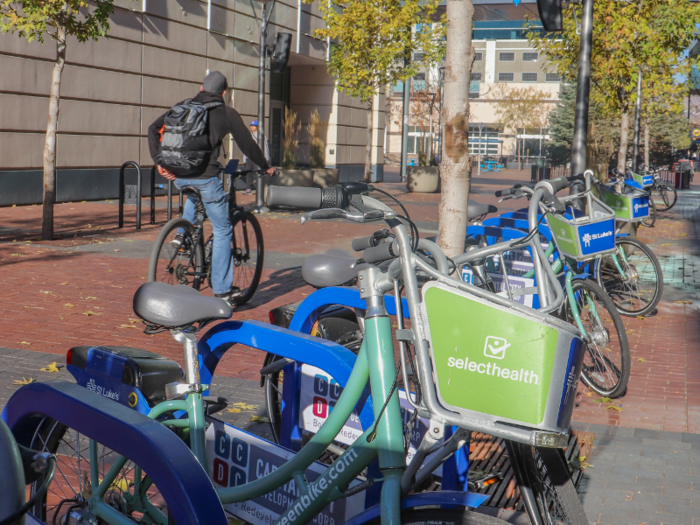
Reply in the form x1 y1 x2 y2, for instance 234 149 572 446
484 336 510 360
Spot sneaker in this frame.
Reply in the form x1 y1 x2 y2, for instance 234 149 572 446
215 287 243 305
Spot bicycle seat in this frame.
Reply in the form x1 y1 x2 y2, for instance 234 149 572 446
133 282 232 328
302 249 370 288
468 201 497 220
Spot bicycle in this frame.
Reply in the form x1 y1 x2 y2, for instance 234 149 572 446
9 182 589 525
648 170 678 212
148 168 264 305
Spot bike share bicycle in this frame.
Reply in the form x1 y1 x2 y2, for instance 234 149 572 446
4 181 589 525
148 167 264 305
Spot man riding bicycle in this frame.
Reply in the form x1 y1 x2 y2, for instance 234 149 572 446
148 71 275 303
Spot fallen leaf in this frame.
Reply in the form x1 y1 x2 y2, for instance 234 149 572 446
85 296 97 301
41 290 57 296
20 341 32 346
249 416 270 424
129 318 139 324
675 300 692 304
679 233 687 236
118 324 139 329
626 330 634 334
23 306 44 310
636 316 645 320
64 303 75 308
13 378 34 385
659 243 674 246
40 362 61 373
638 358 647 363
233 402 259 411
60 282 68 285
83 311 100 316
607 405 623 411
114 249 120 252
10 253 21 257
226 408 242 414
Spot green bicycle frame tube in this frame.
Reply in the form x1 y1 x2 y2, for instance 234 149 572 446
216 342 371 504
612 249 628 280
523 242 557 279
565 273 587 337
188 392 207 465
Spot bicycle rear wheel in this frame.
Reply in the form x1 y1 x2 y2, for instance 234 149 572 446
148 218 204 289
640 199 656 227
595 237 663 317
653 183 677 212
561 279 630 398
506 441 588 525
26 417 168 525
230 211 264 305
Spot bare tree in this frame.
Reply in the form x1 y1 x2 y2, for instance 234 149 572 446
436 0 475 257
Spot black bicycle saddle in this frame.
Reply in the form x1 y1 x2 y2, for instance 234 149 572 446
302 249 370 288
133 282 232 328
468 201 498 220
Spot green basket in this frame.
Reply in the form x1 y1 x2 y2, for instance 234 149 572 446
547 192 617 262
422 282 584 435
600 186 650 222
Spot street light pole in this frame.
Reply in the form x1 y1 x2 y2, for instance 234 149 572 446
253 1 270 214
477 124 483 177
632 68 642 173
569 0 593 204
400 69 411 182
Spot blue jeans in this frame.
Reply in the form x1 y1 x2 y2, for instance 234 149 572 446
174 177 233 295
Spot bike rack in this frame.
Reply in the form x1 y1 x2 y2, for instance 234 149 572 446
4 381 228 525
119 162 161 229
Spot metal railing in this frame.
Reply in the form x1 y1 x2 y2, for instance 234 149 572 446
118 161 169 229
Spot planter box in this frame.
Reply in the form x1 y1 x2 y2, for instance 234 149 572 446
312 168 339 188
267 169 314 188
407 166 440 193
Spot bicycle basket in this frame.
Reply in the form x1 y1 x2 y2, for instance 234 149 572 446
600 186 650 222
422 281 585 436
547 192 617 261
631 172 653 188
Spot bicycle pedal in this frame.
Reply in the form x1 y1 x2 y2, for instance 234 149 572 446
204 395 229 416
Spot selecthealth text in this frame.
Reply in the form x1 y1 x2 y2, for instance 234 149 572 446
446 357 541 385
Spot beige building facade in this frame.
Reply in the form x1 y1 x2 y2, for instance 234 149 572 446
0 0 385 205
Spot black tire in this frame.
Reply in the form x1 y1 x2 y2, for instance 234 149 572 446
229 211 264 305
595 237 663 317
561 279 630 398
368 508 513 525
653 183 677 212
640 198 656 228
26 417 169 525
506 441 588 525
148 218 204 289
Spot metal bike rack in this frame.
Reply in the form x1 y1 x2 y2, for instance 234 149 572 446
119 161 142 229
119 162 162 229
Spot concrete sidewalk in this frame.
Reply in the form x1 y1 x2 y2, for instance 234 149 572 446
1 166 699 523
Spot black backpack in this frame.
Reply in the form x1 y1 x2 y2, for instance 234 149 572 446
157 99 223 177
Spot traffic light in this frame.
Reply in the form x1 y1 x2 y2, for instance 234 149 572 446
536 0 562 32
270 33 292 73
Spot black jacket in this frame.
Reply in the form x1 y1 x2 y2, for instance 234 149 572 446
148 91 270 178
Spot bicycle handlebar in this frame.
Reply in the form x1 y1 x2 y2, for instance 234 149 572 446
352 229 391 251
266 185 349 210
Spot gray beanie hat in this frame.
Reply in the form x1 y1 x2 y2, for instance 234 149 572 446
203 71 228 94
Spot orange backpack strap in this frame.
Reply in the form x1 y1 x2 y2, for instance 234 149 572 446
159 124 166 142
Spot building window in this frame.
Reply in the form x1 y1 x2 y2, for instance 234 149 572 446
522 72 538 82
498 72 514 82
499 52 515 61
546 73 561 82
471 72 482 81
414 73 425 80
523 52 538 61
474 52 483 61
413 53 425 63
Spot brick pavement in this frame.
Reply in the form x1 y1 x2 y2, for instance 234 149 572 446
2 167 700 523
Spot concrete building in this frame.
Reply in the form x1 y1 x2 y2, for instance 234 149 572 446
385 3 561 166
0 0 385 205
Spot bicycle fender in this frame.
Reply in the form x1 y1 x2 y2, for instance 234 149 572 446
197 320 375 429
341 491 490 525
4 381 227 525
287 287 410 334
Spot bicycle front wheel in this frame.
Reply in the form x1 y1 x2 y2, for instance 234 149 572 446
230 211 264 305
506 441 588 525
562 278 630 398
640 198 656 227
595 237 663 317
26 417 169 525
148 218 204 288
653 183 677 212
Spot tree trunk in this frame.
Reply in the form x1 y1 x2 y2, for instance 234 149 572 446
437 0 474 258
617 109 629 173
644 118 650 169
43 29 67 241
364 97 373 182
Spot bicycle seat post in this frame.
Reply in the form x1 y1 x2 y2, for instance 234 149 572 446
166 330 206 398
